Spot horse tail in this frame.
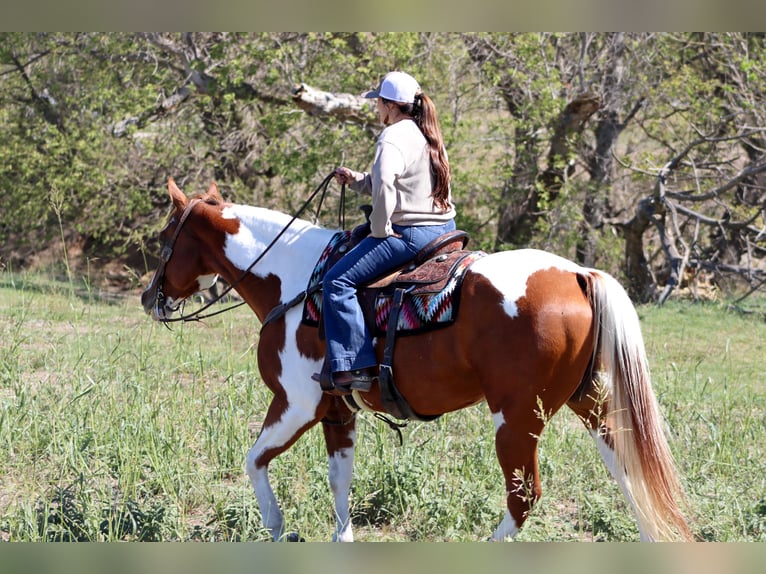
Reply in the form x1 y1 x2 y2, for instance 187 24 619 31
587 270 693 541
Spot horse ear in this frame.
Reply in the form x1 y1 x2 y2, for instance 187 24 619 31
168 178 188 209
207 182 224 202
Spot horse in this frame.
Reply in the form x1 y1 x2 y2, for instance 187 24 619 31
141 178 693 542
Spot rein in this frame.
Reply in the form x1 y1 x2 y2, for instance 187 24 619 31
154 175 413 442
154 171 345 324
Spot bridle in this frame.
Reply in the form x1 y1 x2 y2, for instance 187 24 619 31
146 174 409 434
147 172 343 325
145 197 212 323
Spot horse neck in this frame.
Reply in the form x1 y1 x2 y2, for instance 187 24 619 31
219 204 335 312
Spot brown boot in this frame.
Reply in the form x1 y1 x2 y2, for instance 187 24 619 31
327 368 377 395
312 365 377 396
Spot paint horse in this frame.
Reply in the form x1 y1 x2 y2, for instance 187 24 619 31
141 179 693 542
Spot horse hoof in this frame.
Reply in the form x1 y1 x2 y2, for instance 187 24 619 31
285 532 305 542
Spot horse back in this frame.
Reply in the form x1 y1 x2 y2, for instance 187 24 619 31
383 250 596 416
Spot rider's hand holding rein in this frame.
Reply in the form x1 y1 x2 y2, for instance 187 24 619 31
334 167 362 186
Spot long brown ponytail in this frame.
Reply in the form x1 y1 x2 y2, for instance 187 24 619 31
390 92 452 211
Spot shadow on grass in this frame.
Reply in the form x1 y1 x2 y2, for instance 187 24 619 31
0 272 133 307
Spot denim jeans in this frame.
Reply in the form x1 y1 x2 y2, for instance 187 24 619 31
323 220 456 372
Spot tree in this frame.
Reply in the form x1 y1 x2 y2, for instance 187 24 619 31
0 33 168 267
617 33 766 302
458 32 765 301
1 33 764 305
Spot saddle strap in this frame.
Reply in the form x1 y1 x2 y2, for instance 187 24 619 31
261 284 320 332
379 288 406 419
378 287 441 423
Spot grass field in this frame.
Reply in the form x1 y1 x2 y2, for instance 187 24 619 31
1 271 764 542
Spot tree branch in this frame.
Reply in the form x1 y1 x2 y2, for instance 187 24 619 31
539 92 600 192
8 51 65 132
291 83 376 124
666 158 766 202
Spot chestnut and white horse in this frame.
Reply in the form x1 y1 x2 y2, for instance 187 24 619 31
141 179 692 542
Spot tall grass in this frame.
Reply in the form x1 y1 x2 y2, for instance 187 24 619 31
1 271 764 541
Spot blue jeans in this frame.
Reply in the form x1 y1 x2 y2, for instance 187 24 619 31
323 220 456 372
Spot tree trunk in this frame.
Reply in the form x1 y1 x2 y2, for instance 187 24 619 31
576 33 627 267
496 94 600 249
494 127 539 249
577 110 620 267
619 196 657 302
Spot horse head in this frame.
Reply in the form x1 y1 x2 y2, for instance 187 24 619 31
141 178 221 321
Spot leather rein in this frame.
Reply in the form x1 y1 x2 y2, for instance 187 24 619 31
150 174 412 437
149 172 342 325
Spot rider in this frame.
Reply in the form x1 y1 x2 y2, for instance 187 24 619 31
314 71 456 396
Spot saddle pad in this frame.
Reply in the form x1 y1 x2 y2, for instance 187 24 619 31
372 250 485 336
303 230 351 326
302 231 485 336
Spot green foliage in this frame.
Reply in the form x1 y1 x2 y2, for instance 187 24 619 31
1 33 764 295
0 33 182 259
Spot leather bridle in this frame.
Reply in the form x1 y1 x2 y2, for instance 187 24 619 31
144 197 203 322
145 171 340 325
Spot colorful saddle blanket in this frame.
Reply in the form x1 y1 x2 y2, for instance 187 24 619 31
302 231 486 336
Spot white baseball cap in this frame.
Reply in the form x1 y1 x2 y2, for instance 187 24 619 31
362 71 421 104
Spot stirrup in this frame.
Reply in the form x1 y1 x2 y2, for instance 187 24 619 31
312 364 376 396
335 369 377 392
325 370 376 396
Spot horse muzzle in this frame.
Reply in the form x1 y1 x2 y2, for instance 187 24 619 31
141 281 176 322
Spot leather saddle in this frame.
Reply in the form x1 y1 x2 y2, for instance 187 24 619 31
302 223 480 337
261 210 485 422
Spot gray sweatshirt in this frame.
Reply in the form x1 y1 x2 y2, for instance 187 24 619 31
349 119 456 238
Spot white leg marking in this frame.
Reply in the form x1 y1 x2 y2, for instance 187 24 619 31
245 320 326 540
246 405 316 541
491 509 519 541
492 410 506 433
590 429 618 476
589 430 651 541
328 441 356 542
490 411 518 541
245 458 284 541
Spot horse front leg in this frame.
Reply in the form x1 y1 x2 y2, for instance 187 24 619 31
321 403 358 542
245 397 319 541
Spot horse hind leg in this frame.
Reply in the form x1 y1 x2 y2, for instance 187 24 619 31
489 406 545 541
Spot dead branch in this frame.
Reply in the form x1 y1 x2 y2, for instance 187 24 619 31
291 83 376 124
539 93 601 192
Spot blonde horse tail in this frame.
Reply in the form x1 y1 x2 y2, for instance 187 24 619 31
588 271 693 541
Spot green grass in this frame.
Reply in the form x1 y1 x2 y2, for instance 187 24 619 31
637 301 766 542
1 271 764 541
